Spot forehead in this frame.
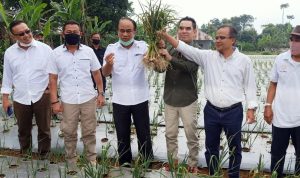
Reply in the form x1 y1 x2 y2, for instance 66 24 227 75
12 23 29 33
118 19 134 29
216 27 230 36
92 34 100 38
179 20 193 28
64 24 80 31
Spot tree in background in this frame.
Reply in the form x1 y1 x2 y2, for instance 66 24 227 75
257 23 292 51
280 3 289 24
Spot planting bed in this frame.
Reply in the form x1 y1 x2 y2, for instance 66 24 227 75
0 55 298 177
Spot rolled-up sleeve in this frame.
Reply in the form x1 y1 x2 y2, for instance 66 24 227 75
244 60 258 109
1 51 13 94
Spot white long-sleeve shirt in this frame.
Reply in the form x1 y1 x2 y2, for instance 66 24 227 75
176 40 257 109
1 40 52 105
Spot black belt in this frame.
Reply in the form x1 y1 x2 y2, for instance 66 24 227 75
207 101 242 112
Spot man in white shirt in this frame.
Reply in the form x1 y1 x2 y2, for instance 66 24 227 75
264 25 300 178
102 17 153 166
1 20 52 158
48 20 105 167
160 25 257 178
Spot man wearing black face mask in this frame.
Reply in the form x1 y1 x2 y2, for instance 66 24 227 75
90 32 106 92
48 20 105 171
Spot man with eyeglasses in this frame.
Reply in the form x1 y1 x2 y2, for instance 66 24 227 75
159 24 257 178
264 25 300 178
48 20 105 170
1 20 52 159
102 17 153 166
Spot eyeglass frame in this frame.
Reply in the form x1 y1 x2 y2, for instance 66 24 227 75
12 29 31 37
215 35 232 40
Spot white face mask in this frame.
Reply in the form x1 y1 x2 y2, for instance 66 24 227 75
18 40 33 47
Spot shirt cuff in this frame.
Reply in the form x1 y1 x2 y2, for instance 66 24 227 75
0 87 13 94
176 40 184 51
247 101 258 109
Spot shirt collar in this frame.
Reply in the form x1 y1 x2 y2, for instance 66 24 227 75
63 43 83 51
218 47 239 60
285 50 300 66
16 39 37 49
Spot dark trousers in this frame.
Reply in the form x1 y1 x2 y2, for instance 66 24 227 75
271 125 300 178
13 93 51 154
113 101 153 165
204 102 243 178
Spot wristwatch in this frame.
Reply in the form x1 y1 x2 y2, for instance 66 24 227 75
265 103 272 106
99 91 105 96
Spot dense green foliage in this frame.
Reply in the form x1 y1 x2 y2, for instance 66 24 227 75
201 14 293 52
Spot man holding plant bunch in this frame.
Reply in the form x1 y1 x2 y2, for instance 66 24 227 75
264 25 300 178
48 20 105 169
102 17 153 166
159 24 257 178
157 16 200 173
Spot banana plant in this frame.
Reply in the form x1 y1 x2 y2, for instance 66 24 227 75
12 0 53 38
85 16 111 36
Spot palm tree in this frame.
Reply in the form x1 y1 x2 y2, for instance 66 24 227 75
280 3 289 24
287 15 294 23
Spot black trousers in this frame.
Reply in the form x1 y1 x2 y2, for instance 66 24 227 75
113 101 153 165
204 102 243 178
271 125 300 178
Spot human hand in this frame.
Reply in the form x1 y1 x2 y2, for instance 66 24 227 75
158 48 172 61
246 109 256 124
263 106 273 125
2 97 11 115
52 102 63 114
105 53 114 66
96 95 105 107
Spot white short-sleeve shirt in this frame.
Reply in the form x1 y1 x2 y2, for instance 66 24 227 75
48 44 101 104
103 40 149 105
270 50 300 128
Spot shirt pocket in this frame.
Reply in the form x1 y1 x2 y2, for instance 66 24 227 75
133 53 145 69
78 59 91 73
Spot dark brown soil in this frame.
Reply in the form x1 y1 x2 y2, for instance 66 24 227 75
0 148 272 178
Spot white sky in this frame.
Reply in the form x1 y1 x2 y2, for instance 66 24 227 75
130 0 300 33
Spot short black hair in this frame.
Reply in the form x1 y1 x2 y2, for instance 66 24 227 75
218 24 237 39
178 16 197 29
63 20 81 32
9 20 26 33
90 32 100 38
118 17 137 31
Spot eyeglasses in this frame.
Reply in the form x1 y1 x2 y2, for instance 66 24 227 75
215 36 231 40
119 29 133 33
289 36 300 42
13 29 31 37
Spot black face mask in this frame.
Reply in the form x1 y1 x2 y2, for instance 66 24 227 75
64 33 80 45
92 39 100 45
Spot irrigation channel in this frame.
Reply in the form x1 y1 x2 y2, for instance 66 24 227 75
0 55 297 177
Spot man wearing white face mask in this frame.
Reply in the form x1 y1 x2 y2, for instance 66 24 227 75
102 17 153 166
1 20 52 159
264 25 300 177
